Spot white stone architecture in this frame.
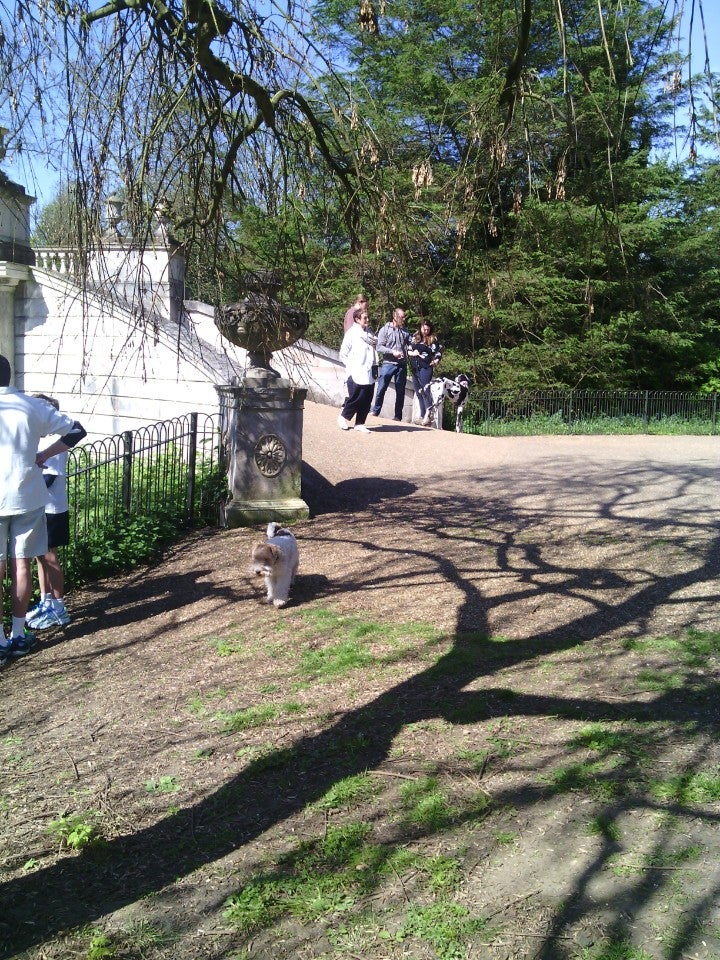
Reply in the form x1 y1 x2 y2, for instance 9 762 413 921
0 157 413 439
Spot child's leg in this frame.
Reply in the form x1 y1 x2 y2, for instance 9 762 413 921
38 548 64 599
37 555 50 597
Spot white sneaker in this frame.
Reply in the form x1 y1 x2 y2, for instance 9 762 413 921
26 598 51 627
31 604 71 629
338 415 351 431
354 424 371 433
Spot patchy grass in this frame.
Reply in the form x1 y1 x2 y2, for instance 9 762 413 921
4 573 720 960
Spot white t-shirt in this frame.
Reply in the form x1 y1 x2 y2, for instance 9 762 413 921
42 447 70 514
0 387 75 515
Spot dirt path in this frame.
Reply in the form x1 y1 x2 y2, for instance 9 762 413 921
2 404 720 960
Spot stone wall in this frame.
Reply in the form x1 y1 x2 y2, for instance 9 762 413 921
14 269 228 440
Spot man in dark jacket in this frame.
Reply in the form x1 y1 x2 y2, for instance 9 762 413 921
371 308 411 420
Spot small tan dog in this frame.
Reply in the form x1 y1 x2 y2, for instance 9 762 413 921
250 522 299 607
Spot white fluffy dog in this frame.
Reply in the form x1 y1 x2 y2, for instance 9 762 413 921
250 522 299 607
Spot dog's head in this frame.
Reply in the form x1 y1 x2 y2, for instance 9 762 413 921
250 542 281 575
441 378 463 402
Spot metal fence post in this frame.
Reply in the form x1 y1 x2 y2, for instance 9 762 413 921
712 393 717 436
186 412 198 523
121 430 133 512
643 391 649 433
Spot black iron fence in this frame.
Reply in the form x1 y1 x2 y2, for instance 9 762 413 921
456 390 720 435
64 413 224 583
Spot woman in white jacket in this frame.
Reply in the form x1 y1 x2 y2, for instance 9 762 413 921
338 308 378 433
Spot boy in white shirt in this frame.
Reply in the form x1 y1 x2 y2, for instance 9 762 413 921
26 395 75 630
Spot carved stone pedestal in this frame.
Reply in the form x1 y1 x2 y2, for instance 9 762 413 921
216 374 309 528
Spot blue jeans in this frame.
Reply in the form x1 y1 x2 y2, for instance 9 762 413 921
411 367 433 416
372 362 407 419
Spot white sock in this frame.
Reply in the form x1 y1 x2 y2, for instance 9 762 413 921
50 597 66 611
12 616 26 638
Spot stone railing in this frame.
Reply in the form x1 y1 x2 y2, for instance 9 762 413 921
34 247 82 276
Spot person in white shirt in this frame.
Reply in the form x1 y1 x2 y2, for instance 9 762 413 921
337 308 378 434
0 356 86 662
25 395 75 631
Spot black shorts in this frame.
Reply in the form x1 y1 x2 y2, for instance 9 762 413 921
46 512 70 549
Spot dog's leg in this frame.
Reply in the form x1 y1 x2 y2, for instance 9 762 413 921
272 568 292 607
264 573 275 603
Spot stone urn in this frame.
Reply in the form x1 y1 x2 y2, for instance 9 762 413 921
215 270 310 527
215 269 309 377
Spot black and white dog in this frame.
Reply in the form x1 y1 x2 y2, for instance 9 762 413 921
426 375 471 432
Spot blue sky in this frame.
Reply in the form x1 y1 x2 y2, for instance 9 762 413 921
4 2 720 214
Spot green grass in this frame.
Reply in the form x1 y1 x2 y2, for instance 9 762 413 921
542 758 626 801
587 816 622 842
400 776 455 829
219 704 278 732
312 773 382 810
577 937 656 960
423 854 464 892
299 640 377 678
223 823 375 933
395 901 489 959
623 628 720 666
83 920 172 959
465 410 716 438
571 723 652 762
224 821 487 959
144 775 180 794
187 688 228 716
213 637 247 657
635 668 684 692
296 609 444 676
650 770 720 803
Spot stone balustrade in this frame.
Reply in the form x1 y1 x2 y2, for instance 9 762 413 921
34 247 82 276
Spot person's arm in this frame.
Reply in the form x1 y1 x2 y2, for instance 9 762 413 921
376 324 389 355
37 422 87 466
339 330 353 365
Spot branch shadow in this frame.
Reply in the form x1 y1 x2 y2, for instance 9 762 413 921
2 457 720 957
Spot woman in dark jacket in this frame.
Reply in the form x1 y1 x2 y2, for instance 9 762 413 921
407 320 442 425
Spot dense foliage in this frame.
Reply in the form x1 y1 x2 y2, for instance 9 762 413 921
21 0 720 390
286 0 720 390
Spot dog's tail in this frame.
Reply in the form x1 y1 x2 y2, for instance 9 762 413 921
267 521 293 538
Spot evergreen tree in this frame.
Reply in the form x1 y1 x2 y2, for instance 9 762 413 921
305 0 720 388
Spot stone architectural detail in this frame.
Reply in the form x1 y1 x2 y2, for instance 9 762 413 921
215 272 310 526
0 129 34 375
0 153 411 453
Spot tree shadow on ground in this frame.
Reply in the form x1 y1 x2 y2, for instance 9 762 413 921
302 461 416 515
2 458 720 958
